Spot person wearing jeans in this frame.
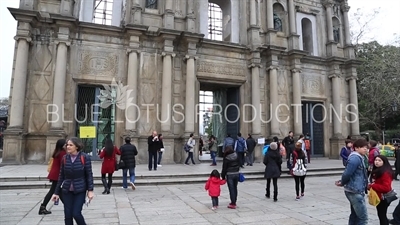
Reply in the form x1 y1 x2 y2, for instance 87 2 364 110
185 133 196 165
245 134 256 166
221 146 240 209
120 137 138 190
209 136 217 166
336 139 369 225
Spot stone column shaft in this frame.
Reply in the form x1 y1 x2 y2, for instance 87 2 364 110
165 0 173 10
325 4 334 42
292 69 303 136
331 75 342 135
288 0 296 34
250 0 257 26
251 66 261 134
266 0 274 29
133 0 140 5
161 53 174 132
342 6 351 45
185 56 196 133
269 67 279 135
126 50 139 131
51 41 69 129
9 37 30 128
348 78 360 135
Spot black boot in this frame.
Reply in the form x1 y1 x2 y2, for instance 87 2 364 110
38 205 51 215
101 178 109 194
107 177 112 194
273 191 278 202
265 188 270 198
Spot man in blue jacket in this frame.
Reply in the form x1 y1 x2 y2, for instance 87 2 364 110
234 133 247 168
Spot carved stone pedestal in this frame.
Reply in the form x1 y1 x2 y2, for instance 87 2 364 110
253 144 263 163
248 26 261 48
164 10 174 29
329 136 345 159
265 29 277 46
45 129 67 162
1 128 26 165
288 34 300 50
326 41 338 57
344 45 355 59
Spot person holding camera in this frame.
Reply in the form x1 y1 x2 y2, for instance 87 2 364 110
148 131 160 171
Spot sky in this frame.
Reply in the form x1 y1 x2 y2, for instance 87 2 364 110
0 0 399 98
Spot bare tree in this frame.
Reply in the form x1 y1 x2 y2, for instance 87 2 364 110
350 7 380 47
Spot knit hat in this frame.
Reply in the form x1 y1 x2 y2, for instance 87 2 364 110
270 142 278 150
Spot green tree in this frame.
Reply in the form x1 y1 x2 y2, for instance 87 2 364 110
205 119 213 136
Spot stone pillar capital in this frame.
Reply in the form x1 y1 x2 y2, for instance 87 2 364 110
248 63 262 68
55 40 71 47
291 68 302 74
162 52 176 58
184 55 198 60
14 36 32 43
341 3 350 12
323 0 334 8
328 74 341 79
126 48 140 55
345 76 357 81
267 65 279 71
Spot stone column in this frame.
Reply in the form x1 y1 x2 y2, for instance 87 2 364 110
329 74 342 136
51 40 70 129
291 69 303 136
341 3 351 46
250 64 261 135
9 37 31 128
126 49 139 132
266 0 274 29
268 66 279 136
161 52 175 132
288 0 296 34
184 55 197 134
324 1 334 42
186 0 195 32
250 0 257 26
164 0 174 29
347 77 360 136
131 0 142 24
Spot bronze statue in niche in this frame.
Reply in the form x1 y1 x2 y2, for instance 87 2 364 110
146 0 157 9
273 13 283 32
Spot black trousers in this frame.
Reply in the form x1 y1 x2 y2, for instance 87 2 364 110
376 200 390 225
42 180 62 207
294 175 306 196
266 178 278 199
237 152 245 166
101 173 113 188
211 197 219 207
148 151 158 170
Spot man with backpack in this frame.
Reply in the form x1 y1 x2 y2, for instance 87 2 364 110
234 133 247 168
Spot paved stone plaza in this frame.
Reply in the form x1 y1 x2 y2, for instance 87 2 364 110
1 176 399 225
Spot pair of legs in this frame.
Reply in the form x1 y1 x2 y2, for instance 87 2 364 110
344 191 368 225
293 175 306 198
306 150 311 163
63 191 87 225
237 152 245 167
122 167 136 189
376 200 390 225
226 174 239 208
157 151 163 165
101 173 113 194
148 151 158 170
210 151 217 165
265 178 278 201
246 151 254 166
185 152 195 165
211 197 219 208
39 180 62 214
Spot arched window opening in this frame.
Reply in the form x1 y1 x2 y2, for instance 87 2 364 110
301 18 313 55
93 0 114 25
145 0 157 9
208 3 223 41
332 17 341 43
273 3 284 32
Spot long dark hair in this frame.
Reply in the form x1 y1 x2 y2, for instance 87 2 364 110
52 139 66 158
104 139 114 156
372 155 393 179
210 169 220 179
223 146 234 157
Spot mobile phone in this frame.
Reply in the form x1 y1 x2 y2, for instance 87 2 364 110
54 199 59 205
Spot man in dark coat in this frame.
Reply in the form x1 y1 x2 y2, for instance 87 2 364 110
246 134 257 166
148 131 159 171
282 131 295 172
120 137 138 189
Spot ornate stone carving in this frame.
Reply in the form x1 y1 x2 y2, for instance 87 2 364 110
197 61 246 77
33 44 53 73
29 103 48 133
32 75 51 101
78 51 119 76
302 74 324 96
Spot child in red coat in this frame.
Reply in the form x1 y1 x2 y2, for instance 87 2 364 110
205 169 226 210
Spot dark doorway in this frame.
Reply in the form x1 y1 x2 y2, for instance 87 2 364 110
226 87 240 139
302 102 324 156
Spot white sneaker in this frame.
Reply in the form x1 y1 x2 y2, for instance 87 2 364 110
158 164 162 167
130 182 136 190
211 207 216 210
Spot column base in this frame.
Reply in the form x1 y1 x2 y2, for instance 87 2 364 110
326 41 338 57
329 136 345 159
45 129 67 162
1 128 27 165
288 33 300 50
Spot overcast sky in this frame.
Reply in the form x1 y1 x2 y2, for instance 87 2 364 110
0 0 399 98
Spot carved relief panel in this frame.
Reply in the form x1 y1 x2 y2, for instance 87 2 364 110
197 60 247 83
302 73 325 97
78 50 119 77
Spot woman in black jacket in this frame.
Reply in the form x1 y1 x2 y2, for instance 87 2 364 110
263 142 282 202
221 146 240 209
120 137 138 190
52 137 94 225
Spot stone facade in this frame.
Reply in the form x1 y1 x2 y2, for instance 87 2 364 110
3 0 360 164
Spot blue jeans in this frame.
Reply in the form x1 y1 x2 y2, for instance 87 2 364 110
345 191 368 225
227 174 239 205
62 191 86 225
158 151 163 165
210 151 217 165
185 152 195 164
122 167 135 188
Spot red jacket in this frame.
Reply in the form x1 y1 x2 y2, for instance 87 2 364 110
368 147 380 165
205 177 226 197
370 172 393 200
100 146 121 174
47 150 67 181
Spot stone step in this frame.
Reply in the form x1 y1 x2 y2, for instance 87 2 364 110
0 170 344 190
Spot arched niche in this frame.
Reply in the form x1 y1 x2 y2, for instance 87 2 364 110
332 17 341 45
197 0 239 43
79 0 124 26
296 12 318 56
301 18 313 54
272 2 287 34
